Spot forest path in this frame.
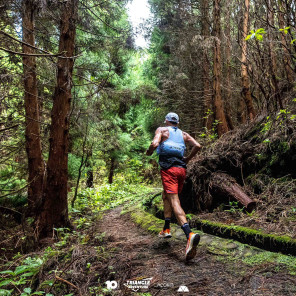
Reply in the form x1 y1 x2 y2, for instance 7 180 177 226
95 206 296 296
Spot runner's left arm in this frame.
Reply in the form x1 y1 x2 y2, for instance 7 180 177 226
183 132 201 163
146 128 162 156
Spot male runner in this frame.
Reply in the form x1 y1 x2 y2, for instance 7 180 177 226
146 112 201 261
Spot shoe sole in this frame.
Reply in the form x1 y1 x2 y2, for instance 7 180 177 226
158 234 172 238
185 234 200 261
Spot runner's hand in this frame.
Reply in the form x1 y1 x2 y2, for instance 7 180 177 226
183 157 189 164
146 149 152 156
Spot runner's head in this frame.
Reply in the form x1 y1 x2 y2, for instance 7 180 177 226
164 112 179 125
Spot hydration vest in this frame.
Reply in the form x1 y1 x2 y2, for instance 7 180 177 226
157 126 186 158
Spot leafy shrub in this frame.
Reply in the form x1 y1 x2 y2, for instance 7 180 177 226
0 257 44 296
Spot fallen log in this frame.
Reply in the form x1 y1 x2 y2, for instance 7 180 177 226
210 173 256 212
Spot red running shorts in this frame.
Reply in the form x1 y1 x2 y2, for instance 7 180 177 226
160 167 186 194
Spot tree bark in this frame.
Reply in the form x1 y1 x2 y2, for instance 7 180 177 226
238 97 247 124
108 157 115 184
267 0 283 109
213 0 229 137
86 150 93 188
241 0 256 120
37 0 78 238
72 122 89 207
224 2 234 130
22 0 44 215
201 0 213 131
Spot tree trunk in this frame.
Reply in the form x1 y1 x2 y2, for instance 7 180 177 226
108 157 115 184
224 2 234 130
86 150 93 188
238 98 247 124
22 0 44 215
241 0 256 120
72 154 87 208
213 0 229 137
267 0 283 109
37 0 78 238
201 0 213 131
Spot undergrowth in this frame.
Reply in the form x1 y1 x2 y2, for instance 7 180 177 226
0 179 156 296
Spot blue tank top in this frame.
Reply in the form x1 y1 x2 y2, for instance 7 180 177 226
157 126 186 170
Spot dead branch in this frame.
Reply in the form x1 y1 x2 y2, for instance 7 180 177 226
55 275 82 296
0 47 64 57
0 124 19 133
0 30 52 54
0 47 82 59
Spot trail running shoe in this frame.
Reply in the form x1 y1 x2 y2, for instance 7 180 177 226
158 229 172 238
185 232 200 261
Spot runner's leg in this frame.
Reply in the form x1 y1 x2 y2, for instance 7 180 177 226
163 191 172 230
166 193 187 226
163 191 172 218
166 193 192 239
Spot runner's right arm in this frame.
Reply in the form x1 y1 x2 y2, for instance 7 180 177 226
146 127 163 156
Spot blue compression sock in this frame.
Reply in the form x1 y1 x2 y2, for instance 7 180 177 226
181 223 191 239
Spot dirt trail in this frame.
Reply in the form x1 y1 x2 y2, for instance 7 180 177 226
96 206 296 296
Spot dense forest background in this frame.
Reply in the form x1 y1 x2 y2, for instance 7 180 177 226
1 0 296 233
1 0 296 232
1 0 296 294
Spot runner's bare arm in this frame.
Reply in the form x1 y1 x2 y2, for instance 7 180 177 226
183 132 201 163
146 127 163 156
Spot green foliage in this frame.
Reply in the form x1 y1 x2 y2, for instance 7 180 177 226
53 227 72 247
0 257 44 295
0 167 27 207
224 201 243 213
279 26 290 34
186 213 194 220
72 179 155 214
245 28 266 41
144 27 171 86
92 95 160 183
200 115 219 142
260 116 271 134
68 153 85 180
276 109 290 121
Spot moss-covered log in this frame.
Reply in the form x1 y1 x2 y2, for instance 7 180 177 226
190 217 296 256
147 198 296 256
